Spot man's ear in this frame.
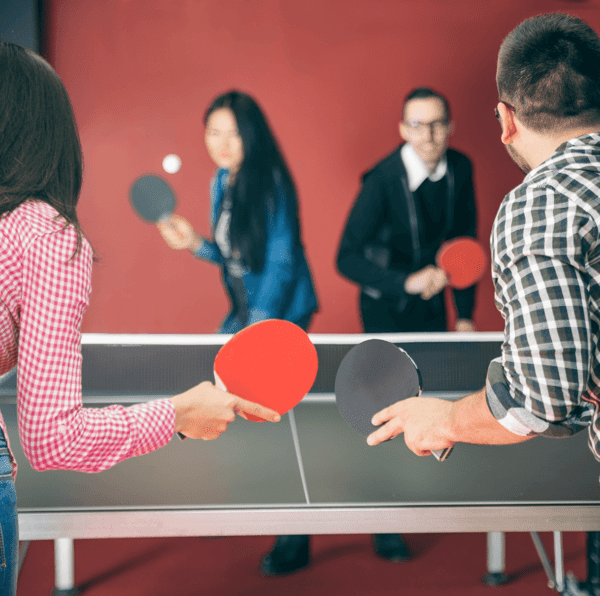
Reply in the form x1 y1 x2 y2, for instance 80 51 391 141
399 121 409 143
498 102 518 145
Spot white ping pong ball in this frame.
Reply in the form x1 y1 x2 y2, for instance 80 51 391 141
162 154 181 174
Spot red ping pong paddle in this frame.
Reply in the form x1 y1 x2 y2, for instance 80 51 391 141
335 339 452 461
213 319 318 422
436 237 487 289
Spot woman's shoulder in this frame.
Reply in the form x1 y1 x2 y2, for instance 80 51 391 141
4 200 65 236
210 168 230 195
1 200 86 252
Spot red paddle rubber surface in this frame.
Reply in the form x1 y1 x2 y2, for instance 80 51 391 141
436 237 487 289
213 319 318 422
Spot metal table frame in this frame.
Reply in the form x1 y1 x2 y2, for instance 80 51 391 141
8 333 600 594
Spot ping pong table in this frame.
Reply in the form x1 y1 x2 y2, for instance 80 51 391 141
1 333 599 594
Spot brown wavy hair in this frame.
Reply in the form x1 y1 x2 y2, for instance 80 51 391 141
0 42 86 258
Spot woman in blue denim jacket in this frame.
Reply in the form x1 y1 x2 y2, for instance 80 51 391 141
158 90 317 333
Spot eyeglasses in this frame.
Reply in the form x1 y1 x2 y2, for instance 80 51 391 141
404 119 450 135
494 101 516 122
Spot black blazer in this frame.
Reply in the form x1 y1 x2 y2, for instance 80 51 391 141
336 145 477 319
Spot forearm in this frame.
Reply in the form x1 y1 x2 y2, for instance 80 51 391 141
19 395 175 472
189 234 203 254
447 388 534 445
194 237 223 265
337 249 409 296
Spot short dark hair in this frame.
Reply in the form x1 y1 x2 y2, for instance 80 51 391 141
497 13 600 133
0 42 86 256
403 87 450 122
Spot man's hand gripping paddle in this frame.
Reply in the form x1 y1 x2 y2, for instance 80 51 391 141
335 338 452 461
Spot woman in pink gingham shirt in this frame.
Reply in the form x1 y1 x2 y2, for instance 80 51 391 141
0 43 280 596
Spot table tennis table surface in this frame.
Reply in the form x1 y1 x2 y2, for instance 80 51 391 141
1 333 599 540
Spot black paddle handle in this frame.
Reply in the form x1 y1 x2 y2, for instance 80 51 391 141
432 446 453 461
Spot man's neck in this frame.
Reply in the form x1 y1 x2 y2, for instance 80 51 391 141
423 159 440 173
400 144 447 192
525 128 597 170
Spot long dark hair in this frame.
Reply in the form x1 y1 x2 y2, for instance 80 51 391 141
204 90 301 272
0 42 85 256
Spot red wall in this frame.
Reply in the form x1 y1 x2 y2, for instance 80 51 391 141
44 0 600 333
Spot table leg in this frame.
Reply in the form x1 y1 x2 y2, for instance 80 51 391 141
51 538 79 596
482 531 509 585
554 531 565 592
17 541 29 575
530 531 568 592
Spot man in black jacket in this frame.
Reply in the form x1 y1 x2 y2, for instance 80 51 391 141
261 89 479 579
337 87 478 332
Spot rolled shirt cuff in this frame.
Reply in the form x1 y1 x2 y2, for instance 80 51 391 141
485 357 590 438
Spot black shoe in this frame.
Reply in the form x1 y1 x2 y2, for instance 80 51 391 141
373 534 410 562
260 535 310 576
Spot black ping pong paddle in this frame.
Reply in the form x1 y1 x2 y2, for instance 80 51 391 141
335 338 452 461
130 174 177 223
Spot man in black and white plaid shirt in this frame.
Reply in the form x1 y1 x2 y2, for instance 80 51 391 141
367 13 600 464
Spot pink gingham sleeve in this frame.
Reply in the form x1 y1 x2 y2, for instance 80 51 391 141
17 223 175 473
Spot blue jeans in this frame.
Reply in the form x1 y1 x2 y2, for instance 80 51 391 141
0 429 17 596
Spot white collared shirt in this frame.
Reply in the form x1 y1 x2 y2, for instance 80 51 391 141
400 143 447 192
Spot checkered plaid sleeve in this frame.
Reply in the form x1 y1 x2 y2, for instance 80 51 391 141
17 227 175 473
486 178 595 441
